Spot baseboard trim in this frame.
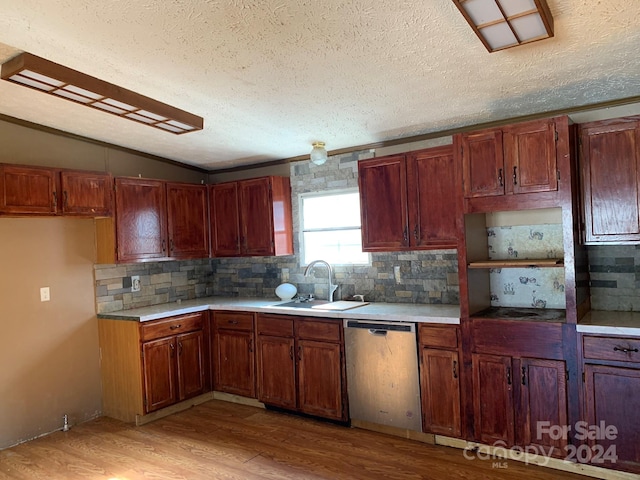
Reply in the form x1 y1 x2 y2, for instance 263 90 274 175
350 419 435 444
135 392 215 426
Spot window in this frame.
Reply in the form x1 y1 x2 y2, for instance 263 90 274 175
300 190 369 265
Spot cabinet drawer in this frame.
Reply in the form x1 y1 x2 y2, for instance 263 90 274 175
297 319 341 342
140 312 204 341
583 335 640 363
419 325 458 349
256 315 294 337
214 311 254 331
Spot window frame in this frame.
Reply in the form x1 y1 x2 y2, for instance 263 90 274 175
298 188 370 267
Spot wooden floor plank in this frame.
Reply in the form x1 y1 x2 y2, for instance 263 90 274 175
0 400 593 480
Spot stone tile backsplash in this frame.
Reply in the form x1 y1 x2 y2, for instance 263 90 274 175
587 245 640 311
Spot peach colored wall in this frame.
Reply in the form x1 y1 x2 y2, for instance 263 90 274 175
0 217 102 449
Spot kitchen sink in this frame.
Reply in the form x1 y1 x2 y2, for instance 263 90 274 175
270 300 369 311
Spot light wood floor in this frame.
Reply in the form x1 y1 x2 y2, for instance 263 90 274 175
0 400 592 480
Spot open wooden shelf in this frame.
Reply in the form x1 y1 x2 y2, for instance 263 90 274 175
468 258 564 269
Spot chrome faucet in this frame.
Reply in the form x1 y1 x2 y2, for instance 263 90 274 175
304 259 338 302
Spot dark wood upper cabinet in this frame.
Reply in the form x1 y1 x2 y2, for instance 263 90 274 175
0 164 59 215
115 177 168 262
209 176 293 257
459 118 560 206
166 182 209 259
359 154 408 251
461 129 504 199
0 164 114 217
580 117 640 243
60 170 113 216
209 182 241 256
359 146 457 252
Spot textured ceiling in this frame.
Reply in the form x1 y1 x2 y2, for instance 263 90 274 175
0 0 639 170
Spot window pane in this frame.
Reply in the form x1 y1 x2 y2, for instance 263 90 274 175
303 192 361 229
303 230 368 265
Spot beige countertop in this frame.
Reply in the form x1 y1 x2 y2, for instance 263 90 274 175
578 310 640 336
97 296 460 324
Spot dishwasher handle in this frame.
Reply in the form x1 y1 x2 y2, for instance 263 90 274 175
369 329 388 336
345 320 415 333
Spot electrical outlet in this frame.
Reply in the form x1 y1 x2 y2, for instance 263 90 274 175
40 287 50 302
131 276 141 292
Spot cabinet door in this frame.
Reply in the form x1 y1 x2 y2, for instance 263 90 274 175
256 335 296 409
517 358 568 458
115 178 168 262
142 337 176 413
420 348 461 437
581 119 640 242
60 170 113 216
209 182 241 256
239 177 274 256
358 155 409 251
213 329 255 397
297 339 344 420
176 330 206 401
585 364 640 473
503 119 557 195
460 129 504 198
167 183 209 259
0 164 58 214
407 147 457 248
472 353 515 446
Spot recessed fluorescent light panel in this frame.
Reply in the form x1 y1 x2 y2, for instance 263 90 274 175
1 52 203 134
452 0 554 52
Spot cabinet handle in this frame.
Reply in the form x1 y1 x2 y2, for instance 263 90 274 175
170 238 174 253
170 343 175 356
162 239 166 252
413 224 419 241
452 360 458 379
169 324 182 330
298 345 302 361
289 345 294 360
506 366 512 385
178 342 183 355
52 191 57 208
248 338 253 353
513 166 518 185
63 191 68 208
521 366 527 385
228 319 238 325
498 169 503 187
614 346 639 354
403 226 409 245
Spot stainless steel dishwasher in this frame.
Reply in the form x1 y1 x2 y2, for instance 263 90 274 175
343 319 422 431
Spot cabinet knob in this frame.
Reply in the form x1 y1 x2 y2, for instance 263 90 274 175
169 324 182 330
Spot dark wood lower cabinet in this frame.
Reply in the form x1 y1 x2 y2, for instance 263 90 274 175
420 348 462 437
473 353 568 458
212 312 256 398
256 314 347 422
141 315 207 414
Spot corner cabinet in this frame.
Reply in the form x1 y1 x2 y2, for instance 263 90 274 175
0 163 113 216
209 176 293 257
256 314 347 421
98 311 211 423
111 177 209 262
580 117 640 243
358 146 457 252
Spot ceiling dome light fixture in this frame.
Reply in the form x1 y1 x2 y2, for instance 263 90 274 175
310 141 328 166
